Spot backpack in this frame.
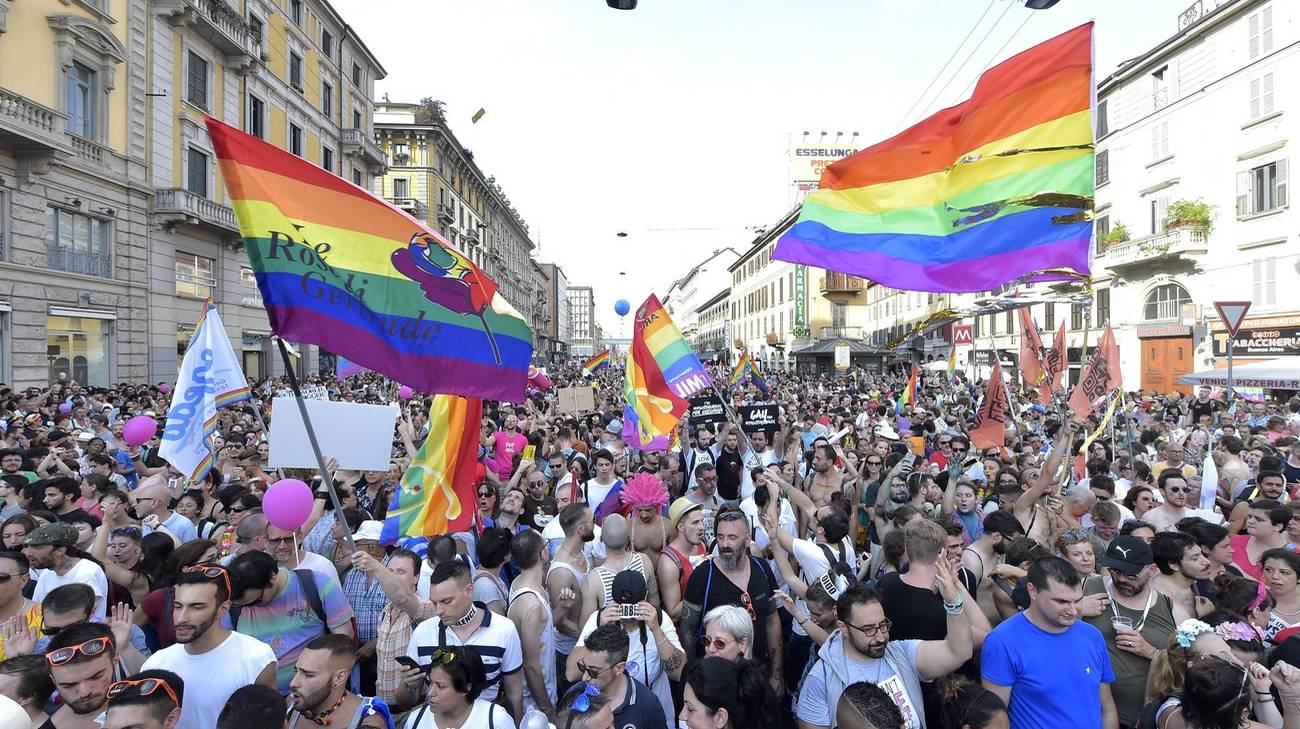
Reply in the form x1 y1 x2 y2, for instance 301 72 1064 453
818 542 859 590
229 568 328 629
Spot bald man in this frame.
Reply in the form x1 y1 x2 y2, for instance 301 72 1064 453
133 479 198 544
578 514 660 627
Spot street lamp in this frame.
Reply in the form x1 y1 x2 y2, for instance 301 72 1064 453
607 0 636 8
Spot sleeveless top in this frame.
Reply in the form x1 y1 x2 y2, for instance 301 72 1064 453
508 586 556 712
546 558 587 654
593 552 648 607
664 545 696 596
286 696 391 729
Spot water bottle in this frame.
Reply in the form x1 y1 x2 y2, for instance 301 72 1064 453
521 708 553 729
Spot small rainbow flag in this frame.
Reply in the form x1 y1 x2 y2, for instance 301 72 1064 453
205 117 532 402
946 346 958 383
897 366 919 414
622 295 712 449
583 350 611 375
730 354 769 395
381 394 482 544
774 23 1094 292
335 356 366 380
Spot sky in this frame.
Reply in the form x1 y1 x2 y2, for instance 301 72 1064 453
334 0 1195 335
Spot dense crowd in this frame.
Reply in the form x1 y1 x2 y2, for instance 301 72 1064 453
0 366 1298 729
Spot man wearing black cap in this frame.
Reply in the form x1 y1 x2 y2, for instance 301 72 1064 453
1083 535 1176 729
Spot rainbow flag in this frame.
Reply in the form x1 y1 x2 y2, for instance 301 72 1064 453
583 350 611 375
897 366 919 414
205 117 532 402
381 394 482 544
622 295 712 449
730 354 769 395
774 23 1094 292
946 346 958 382
335 356 366 380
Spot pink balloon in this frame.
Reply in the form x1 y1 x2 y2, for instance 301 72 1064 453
263 479 314 530
122 415 157 447
58 403 72 414
159 383 171 394
398 385 413 400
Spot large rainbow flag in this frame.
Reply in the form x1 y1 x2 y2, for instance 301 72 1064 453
380 394 482 544
774 23 1094 292
583 350 611 375
205 117 532 402
622 295 712 449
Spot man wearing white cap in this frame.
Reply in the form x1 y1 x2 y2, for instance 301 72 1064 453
340 520 389 695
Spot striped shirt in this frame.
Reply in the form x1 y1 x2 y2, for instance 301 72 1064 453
406 603 522 703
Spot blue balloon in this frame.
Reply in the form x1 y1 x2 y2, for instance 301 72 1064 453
614 299 630 317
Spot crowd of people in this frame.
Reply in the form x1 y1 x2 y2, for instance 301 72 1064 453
0 365 1298 729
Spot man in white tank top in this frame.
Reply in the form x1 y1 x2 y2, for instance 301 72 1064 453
507 530 556 718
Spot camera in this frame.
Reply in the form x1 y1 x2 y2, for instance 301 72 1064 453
618 603 639 620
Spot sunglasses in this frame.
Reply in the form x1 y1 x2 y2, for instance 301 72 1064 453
46 636 111 666
111 526 141 538
1166 486 1189 494
738 591 757 621
267 535 296 545
478 491 494 499
183 564 232 597
567 683 602 722
428 648 457 666
576 659 615 679
700 635 733 652
228 507 247 514
0 571 26 583
951 447 968 454
866 460 883 466
107 677 179 706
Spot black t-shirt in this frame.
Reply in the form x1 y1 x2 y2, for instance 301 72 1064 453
879 570 978 727
683 556 778 661
1189 399 1220 424
56 507 92 525
715 447 744 501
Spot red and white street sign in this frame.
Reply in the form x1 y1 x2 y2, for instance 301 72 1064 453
951 325 973 345
1214 301 1252 338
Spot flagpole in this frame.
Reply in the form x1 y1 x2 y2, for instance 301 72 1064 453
276 339 357 553
249 404 286 482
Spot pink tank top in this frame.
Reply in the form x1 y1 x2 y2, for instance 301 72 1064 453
491 431 528 479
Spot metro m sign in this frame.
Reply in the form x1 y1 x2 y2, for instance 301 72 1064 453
951 325 973 345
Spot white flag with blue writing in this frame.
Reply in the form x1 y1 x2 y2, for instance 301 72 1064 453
158 300 250 481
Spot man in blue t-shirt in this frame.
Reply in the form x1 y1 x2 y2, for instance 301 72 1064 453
982 556 1118 729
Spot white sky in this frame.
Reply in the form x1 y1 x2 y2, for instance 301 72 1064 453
334 0 1194 335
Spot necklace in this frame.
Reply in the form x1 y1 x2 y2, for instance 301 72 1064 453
448 604 478 628
301 692 347 726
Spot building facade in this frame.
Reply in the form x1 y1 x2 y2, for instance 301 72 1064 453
541 262 570 365
693 288 729 363
663 247 737 344
567 284 595 357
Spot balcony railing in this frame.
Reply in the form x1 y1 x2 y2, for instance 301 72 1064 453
766 332 786 346
820 272 865 296
436 203 454 223
341 128 386 173
388 196 420 215
70 136 106 165
154 0 256 63
819 326 864 340
152 188 239 235
0 86 70 154
1098 226 1208 270
48 246 112 278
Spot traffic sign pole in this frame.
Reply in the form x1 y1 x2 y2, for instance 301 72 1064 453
1213 300 1251 402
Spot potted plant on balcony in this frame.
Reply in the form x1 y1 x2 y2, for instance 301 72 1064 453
1104 222 1130 248
392 152 410 165
1164 198 1214 233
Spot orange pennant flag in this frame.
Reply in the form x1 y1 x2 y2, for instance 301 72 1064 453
1068 326 1122 421
971 359 1009 450
1018 307 1044 388
1038 321 1067 406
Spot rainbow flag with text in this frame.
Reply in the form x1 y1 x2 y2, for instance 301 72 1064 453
622 295 712 449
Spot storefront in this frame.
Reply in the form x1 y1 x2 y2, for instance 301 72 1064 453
47 309 114 386
1209 313 1300 361
1137 323 1194 394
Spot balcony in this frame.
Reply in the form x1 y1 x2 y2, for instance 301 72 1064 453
820 272 865 298
388 197 420 216
1097 226 1208 271
436 204 454 224
154 0 257 70
152 188 239 236
766 332 786 346
341 128 387 175
819 326 865 340
0 87 72 179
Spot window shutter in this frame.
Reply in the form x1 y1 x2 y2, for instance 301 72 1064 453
1151 125 1160 160
1276 158 1288 208
1253 259 1263 304
1249 11 1261 59
1263 73 1275 115
1250 78 1261 119
1237 170 1251 216
1263 5 1274 54
1266 257 1277 305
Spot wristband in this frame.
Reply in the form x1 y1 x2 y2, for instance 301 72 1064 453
943 595 965 616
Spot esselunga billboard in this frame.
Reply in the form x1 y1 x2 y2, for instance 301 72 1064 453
790 142 861 186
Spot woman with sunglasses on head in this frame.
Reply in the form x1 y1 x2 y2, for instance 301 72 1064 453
1054 529 1098 578
678 656 778 729
1123 485 1159 522
403 646 515 729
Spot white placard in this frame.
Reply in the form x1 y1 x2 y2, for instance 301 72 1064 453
269 397 398 471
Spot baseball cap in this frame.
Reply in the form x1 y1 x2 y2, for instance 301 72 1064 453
1100 536 1153 576
668 497 703 529
22 522 79 548
611 569 648 605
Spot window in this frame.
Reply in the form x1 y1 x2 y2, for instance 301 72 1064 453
1044 302 1055 330
248 14 264 47
175 252 215 299
1150 196 1169 235
352 108 362 130
1095 214 1110 251
0 190 5 259
289 0 303 26
1096 99 1109 137
1238 159 1288 216
1070 305 1083 330
1250 73 1275 120
289 124 303 156
289 51 303 90
45 207 111 278
1096 149 1109 186
1005 310 1014 333
393 178 408 198
186 50 209 109
973 315 981 338
247 94 266 138
47 315 110 386
65 62 95 139
391 142 409 164
320 29 333 59
1253 257 1277 306
1152 66 1169 110
186 147 208 197
322 146 333 173
990 313 997 335
1096 288 1111 325
1143 283 1191 320
1249 4 1274 60
352 168 363 186
241 266 260 302
1150 121 1169 161
352 62 362 86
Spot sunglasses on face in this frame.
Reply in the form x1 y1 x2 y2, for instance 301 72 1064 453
46 636 111 665
228 506 247 514
700 635 733 652
107 677 179 706
267 535 295 545
576 660 615 679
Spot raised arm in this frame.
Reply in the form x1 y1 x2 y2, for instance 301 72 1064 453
915 557 974 678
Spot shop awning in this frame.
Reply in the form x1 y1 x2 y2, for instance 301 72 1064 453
1178 357 1300 389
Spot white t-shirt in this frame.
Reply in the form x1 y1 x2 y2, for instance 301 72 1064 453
407 608 523 703
575 609 681 721
403 699 515 729
33 558 108 619
293 550 340 583
142 631 276 729
791 536 859 596
582 478 619 511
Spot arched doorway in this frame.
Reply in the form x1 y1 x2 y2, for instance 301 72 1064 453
1138 283 1194 394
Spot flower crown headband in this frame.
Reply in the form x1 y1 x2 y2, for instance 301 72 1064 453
1174 618 1265 648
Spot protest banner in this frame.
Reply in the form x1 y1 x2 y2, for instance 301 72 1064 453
687 392 729 430
555 386 596 414
269 397 399 471
739 404 778 435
